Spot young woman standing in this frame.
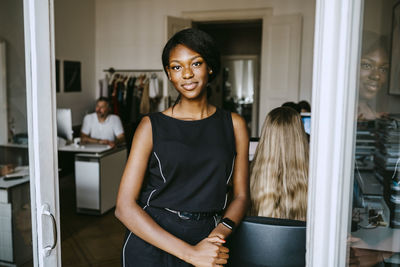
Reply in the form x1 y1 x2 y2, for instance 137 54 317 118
115 28 249 267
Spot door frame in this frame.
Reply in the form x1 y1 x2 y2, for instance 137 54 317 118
24 0 61 266
306 0 363 265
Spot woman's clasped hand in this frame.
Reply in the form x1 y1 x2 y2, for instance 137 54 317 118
188 237 229 267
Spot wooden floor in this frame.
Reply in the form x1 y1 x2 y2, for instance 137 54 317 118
9 174 125 267
59 174 125 267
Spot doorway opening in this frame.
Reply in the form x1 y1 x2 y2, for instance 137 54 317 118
193 20 262 137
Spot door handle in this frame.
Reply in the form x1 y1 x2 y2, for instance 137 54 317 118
42 203 58 256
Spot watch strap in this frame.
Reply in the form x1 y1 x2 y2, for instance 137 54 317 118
220 217 235 231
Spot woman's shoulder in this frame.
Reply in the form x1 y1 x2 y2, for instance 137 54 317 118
146 111 165 121
133 116 153 138
229 112 247 129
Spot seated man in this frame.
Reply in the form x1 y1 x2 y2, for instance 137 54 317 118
80 97 125 148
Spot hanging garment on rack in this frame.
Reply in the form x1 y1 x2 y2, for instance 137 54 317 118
132 76 144 122
149 74 160 99
103 68 164 121
140 77 150 114
117 79 126 121
111 75 121 115
149 73 163 112
126 76 136 123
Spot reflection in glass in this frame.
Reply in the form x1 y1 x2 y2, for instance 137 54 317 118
348 1 400 266
357 31 390 121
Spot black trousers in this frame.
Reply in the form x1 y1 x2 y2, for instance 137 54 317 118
121 206 218 267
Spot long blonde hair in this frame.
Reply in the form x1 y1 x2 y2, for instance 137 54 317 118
250 107 309 221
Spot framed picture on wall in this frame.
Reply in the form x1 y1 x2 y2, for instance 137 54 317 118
389 1 400 95
63 60 81 92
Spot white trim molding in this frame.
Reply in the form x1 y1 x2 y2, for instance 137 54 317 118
307 0 363 266
24 0 61 266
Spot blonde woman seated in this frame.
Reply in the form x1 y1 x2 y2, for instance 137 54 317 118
249 107 309 221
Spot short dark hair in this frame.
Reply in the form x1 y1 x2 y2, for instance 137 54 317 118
161 28 221 82
298 100 311 112
96 97 111 107
361 31 389 56
281 101 301 114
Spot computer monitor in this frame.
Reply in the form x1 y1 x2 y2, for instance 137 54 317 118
56 108 73 142
300 112 311 135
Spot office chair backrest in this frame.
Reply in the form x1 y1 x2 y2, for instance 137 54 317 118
227 216 306 267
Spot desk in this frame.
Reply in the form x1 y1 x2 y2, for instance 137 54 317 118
58 143 112 153
352 199 400 253
58 144 112 176
74 146 126 215
352 226 400 252
0 173 31 266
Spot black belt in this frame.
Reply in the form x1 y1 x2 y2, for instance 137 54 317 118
164 208 220 220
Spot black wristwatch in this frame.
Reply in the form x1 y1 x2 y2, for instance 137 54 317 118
220 217 235 231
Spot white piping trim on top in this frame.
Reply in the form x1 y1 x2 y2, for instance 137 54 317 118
222 194 228 210
123 153 167 265
122 231 133 267
223 155 236 209
226 155 235 185
143 189 157 210
213 215 218 227
153 152 167 183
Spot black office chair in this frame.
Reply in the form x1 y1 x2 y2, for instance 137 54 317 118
227 216 306 267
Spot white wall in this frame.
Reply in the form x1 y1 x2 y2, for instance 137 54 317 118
95 0 316 109
0 0 27 136
55 0 96 126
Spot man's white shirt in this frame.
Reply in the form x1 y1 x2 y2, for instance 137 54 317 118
81 113 124 141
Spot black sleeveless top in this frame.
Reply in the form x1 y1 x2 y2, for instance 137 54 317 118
139 108 236 213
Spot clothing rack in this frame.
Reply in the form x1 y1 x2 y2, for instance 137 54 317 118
103 67 164 73
100 67 166 121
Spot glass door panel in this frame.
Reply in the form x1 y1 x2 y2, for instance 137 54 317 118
0 1 33 266
348 0 400 265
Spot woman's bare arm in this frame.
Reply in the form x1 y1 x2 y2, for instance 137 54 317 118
208 112 250 239
115 116 228 266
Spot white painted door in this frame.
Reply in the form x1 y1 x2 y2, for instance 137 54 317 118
23 0 61 266
259 14 302 130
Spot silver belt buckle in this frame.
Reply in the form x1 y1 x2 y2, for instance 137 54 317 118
177 211 191 220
